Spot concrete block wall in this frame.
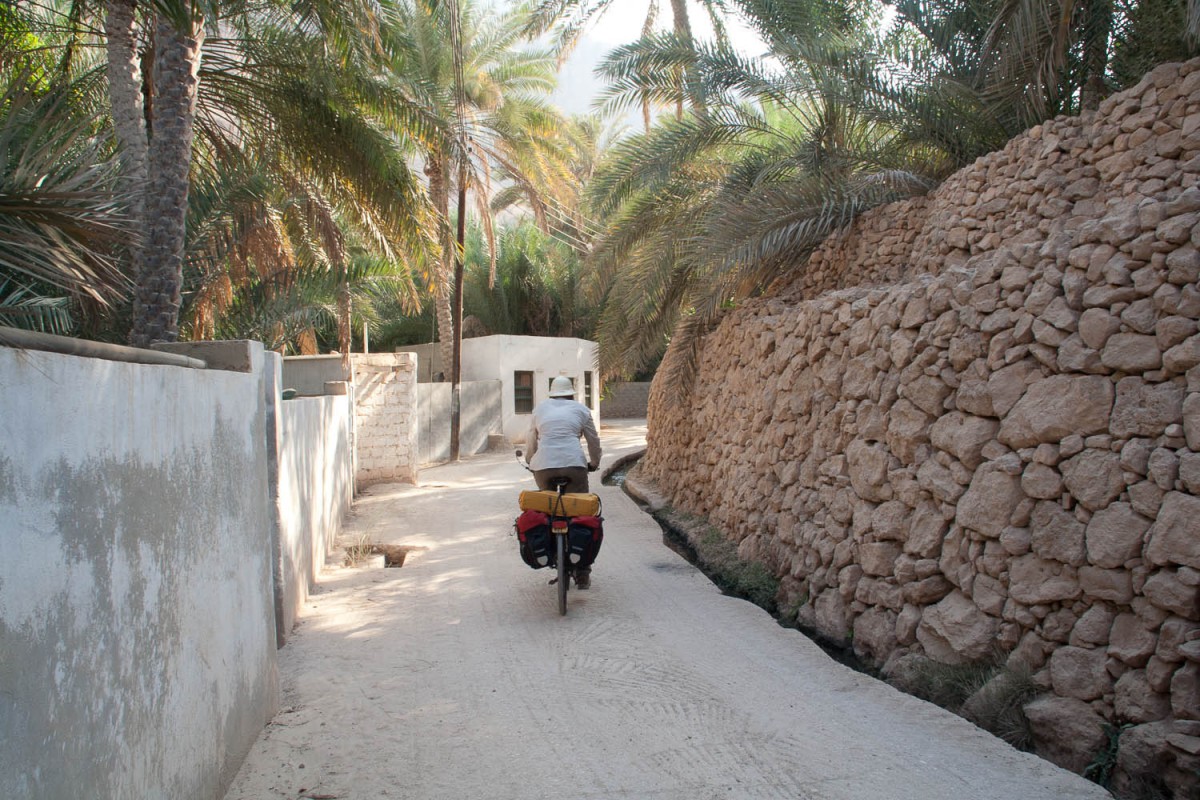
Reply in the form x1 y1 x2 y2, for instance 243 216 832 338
601 381 651 419
0 341 279 799
353 353 419 486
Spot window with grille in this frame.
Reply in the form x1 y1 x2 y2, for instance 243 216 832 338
584 371 594 409
514 371 534 413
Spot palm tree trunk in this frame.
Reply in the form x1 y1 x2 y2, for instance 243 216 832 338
338 277 351 375
642 1 657 132
425 155 455 378
104 0 148 243
668 0 703 118
129 12 204 346
450 166 467 460
1080 0 1114 110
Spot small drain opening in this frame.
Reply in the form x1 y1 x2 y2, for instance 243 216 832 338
371 544 424 567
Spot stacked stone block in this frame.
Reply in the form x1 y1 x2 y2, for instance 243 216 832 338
353 353 418 486
642 59 1200 791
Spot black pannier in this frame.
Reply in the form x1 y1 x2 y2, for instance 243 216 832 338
515 510 552 569
566 515 603 569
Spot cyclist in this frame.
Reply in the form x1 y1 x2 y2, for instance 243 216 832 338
525 375 602 587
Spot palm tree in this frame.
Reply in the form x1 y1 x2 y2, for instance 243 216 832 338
103 0 147 271
98 0 434 349
1110 0 1198 87
462 219 598 338
587 0 1198 386
203 251 423 353
176 1 436 354
110 0 205 346
90 0 440 352
0 68 130 324
527 0 733 125
587 23 929 384
2 0 439 351
876 0 1198 124
390 0 573 373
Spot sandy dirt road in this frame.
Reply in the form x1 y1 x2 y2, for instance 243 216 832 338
224 421 1109 800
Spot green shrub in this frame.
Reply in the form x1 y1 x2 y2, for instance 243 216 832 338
1084 723 1125 788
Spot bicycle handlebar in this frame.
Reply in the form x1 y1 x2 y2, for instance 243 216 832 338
517 449 599 477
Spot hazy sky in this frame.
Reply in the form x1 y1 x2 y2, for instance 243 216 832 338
547 0 767 119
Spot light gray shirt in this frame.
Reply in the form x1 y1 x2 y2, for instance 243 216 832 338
526 399 602 471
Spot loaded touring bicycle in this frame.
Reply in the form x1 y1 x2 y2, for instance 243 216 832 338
514 452 603 615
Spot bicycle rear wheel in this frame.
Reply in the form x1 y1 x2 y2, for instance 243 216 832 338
556 533 568 615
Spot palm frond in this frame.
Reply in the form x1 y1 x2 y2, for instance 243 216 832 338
0 72 131 304
0 278 74 334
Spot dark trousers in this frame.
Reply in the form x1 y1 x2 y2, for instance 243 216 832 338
533 466 589 493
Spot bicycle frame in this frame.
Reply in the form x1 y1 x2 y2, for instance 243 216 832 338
517 450 574 615
548 489 571 616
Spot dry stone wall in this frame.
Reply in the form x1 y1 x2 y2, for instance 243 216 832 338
642 59 1200 790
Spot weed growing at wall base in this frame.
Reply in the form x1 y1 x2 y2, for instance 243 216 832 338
889 653 1041 751
1084 723 1125 788
343 533 374 566
658 509 780 612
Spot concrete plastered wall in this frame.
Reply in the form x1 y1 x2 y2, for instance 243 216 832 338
417 380 502 464
284 351 423 485
397 335 599 443
280 354 348 396
0 344 279 799
402 342 441 383
275 393 354 639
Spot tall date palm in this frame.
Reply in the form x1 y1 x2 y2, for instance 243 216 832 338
589 0 1197 386
587 24 929 385
104 0 425 347
392 0 572 371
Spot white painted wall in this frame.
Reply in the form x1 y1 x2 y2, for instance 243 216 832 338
479 335 599 443
417 380 502 465
398 335 599 443
0 344 279 799
276 393 354 638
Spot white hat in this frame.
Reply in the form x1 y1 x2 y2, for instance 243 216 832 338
548 375 575 397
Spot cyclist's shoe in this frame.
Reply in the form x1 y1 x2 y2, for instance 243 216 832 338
575 569 591 590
